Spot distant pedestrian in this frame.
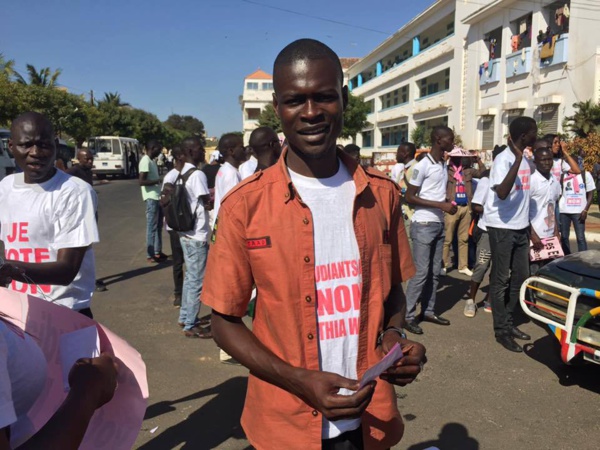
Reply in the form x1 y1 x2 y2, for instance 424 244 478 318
139 140 166 263
248 126 282 171
129 150 138 178
239 146 258 179
404 126 457 335
342 143 361 164
211 133 245 228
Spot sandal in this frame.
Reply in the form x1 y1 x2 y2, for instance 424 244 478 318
183 326 213 339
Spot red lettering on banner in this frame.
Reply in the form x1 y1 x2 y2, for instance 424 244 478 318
334 285 351 313
348 317 360 334
317 288 334 316
317 283 362 317
318 317 361 341
6 245 53 295
6 222 29 243
314 259 361 282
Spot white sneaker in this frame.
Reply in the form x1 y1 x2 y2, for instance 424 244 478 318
440 267 446 276
458 267 473 277
464 299 477 317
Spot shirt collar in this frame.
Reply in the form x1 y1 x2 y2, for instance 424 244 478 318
276 145 369 203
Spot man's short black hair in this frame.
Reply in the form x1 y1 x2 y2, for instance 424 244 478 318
171 145 185 159
273 39 343 90
146 140 162 151
492 144 506 160
430 126 453 144
182 136 204 150
218 133 242 152
343 144 360 156
509 116 536 141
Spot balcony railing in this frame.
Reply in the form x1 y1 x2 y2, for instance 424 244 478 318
479 58 501 86
540 34 569 68
506 47 532 79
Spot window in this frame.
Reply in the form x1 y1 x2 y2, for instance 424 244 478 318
246 82 259 90
484 27 503 59
507 109 524 129
380 86 409 109
366 99 375 114
362 130 374 147
445 69 450 90
418 69 448 98
446 21 455 36
381 125 408 147
510 14 532 51
262 82 273 90
545 1 570 35
112 139 121 155
481 116 495 150
540 104 559 133
246 108 261 120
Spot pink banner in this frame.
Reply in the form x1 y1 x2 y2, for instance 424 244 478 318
529 236 564 262
0 287 148 449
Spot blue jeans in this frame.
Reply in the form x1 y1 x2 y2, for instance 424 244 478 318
405 221 445 321
145 199 163 258
178 236 209 330
560 213 587 254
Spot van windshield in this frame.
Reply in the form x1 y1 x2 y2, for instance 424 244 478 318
88 138 121 155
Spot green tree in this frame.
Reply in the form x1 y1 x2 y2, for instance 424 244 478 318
0 53 16 79
164 114 206 143
341 93 371 141
257 104 281 132
100 92 130 107
563 100 600 137
410 124 431 148
14 64 62 88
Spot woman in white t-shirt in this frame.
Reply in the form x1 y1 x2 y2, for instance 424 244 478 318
0 319 117 449
558 170 596 254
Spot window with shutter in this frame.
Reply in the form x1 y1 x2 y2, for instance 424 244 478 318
482 116 495 150
540 104 559 133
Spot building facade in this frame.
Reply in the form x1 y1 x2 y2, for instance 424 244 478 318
240 69 274 144
347 0 600 157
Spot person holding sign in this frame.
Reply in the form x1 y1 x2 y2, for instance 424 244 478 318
202 39 425 450
528 142 562 274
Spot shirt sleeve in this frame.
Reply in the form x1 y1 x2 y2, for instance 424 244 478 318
408 160 427 188
586 171 596 191
194 171 210 196
53 184 100 249
489 152 509 188
138 155 150 173
472 177 489 206
0 328 17 431
201 199 254 317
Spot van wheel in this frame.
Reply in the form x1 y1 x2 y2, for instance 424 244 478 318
96 174 107 180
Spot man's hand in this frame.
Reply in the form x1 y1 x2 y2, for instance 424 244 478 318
379 333 426 387
441 202 458 215
0 263 24 286
68 352 118 409
579 210 588 223
531 234 544 251
293 369 376 421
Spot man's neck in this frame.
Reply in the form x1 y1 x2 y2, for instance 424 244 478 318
225 157 240 169
175 161 186 171
429 146 443 163
286 146 338 178
538 170 551 180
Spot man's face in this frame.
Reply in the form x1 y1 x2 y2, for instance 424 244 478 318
150 145 162 159
534 149 553 175
439 132 455 153
523 126 538 148
273 58 347 160
397 147 408 163
552 136 560 155
189 144 206 165
9 118 57 183
230 138 246 163
78 150 94 169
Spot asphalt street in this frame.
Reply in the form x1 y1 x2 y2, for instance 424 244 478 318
92 179 600 450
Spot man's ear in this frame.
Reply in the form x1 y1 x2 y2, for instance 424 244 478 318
272 93 280 119
342 85 349 111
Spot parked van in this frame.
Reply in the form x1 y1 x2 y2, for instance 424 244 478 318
0 129 15 181
87 136 141 179
56 139 75 169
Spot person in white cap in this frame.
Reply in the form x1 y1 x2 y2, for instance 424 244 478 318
442 147 485 277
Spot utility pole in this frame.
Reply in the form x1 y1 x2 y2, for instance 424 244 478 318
90 89 95 106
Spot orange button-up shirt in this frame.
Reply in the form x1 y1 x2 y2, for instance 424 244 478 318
202 149 415 450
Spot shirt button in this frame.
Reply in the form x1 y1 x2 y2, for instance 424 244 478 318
312 410 318 417
305 295 312 303
285 192 290 198
304 256 310 263
307 333 314 340
303 218 309 225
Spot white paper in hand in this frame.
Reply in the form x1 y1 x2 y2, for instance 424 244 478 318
359 342 403 389
59 325 100 391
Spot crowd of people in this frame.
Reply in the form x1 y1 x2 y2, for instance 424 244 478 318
0 37 597 449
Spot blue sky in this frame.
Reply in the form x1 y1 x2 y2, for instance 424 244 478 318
2 0 434 137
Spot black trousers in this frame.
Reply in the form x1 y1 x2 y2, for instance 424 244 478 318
487 227 529 336
78 308 93 319
169 230 184 296
322 427 364 450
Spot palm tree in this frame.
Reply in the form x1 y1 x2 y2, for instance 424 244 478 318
101 92 130 107
14 64 62 87
564 100 600 137
0 53 16 79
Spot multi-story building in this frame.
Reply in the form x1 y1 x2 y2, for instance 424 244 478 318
347 0 600 161
240 69 274 144
463 0 600 150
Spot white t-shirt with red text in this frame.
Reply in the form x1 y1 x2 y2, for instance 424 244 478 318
529 171 561 238
551 158 571 184
485 148 531 230
289 161 362 440
559 171 596 214
0 171 99 310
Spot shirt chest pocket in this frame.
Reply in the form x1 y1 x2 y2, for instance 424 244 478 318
379 244 393 301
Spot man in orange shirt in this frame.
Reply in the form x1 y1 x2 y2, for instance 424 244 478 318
202 39 426 450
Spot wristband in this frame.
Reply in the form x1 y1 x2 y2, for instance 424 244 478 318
377 327 407 346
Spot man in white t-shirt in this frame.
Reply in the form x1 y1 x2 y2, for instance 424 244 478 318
0 112 99 317
558 164 596 254
529 143 562 274
404 127 457 335
139 140 165 263
390 145 407 185
485 116 536 353
212 133 245 228
239 149 258 179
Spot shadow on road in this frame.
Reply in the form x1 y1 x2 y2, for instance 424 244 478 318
98 261 172 287
407 422 479 450
139 376 249 449
436 274 469 315
523 329 600 395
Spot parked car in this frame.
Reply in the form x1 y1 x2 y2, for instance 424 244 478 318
87 136 141 179
520 250 600 365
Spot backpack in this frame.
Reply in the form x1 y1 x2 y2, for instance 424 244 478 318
161 169 199 232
